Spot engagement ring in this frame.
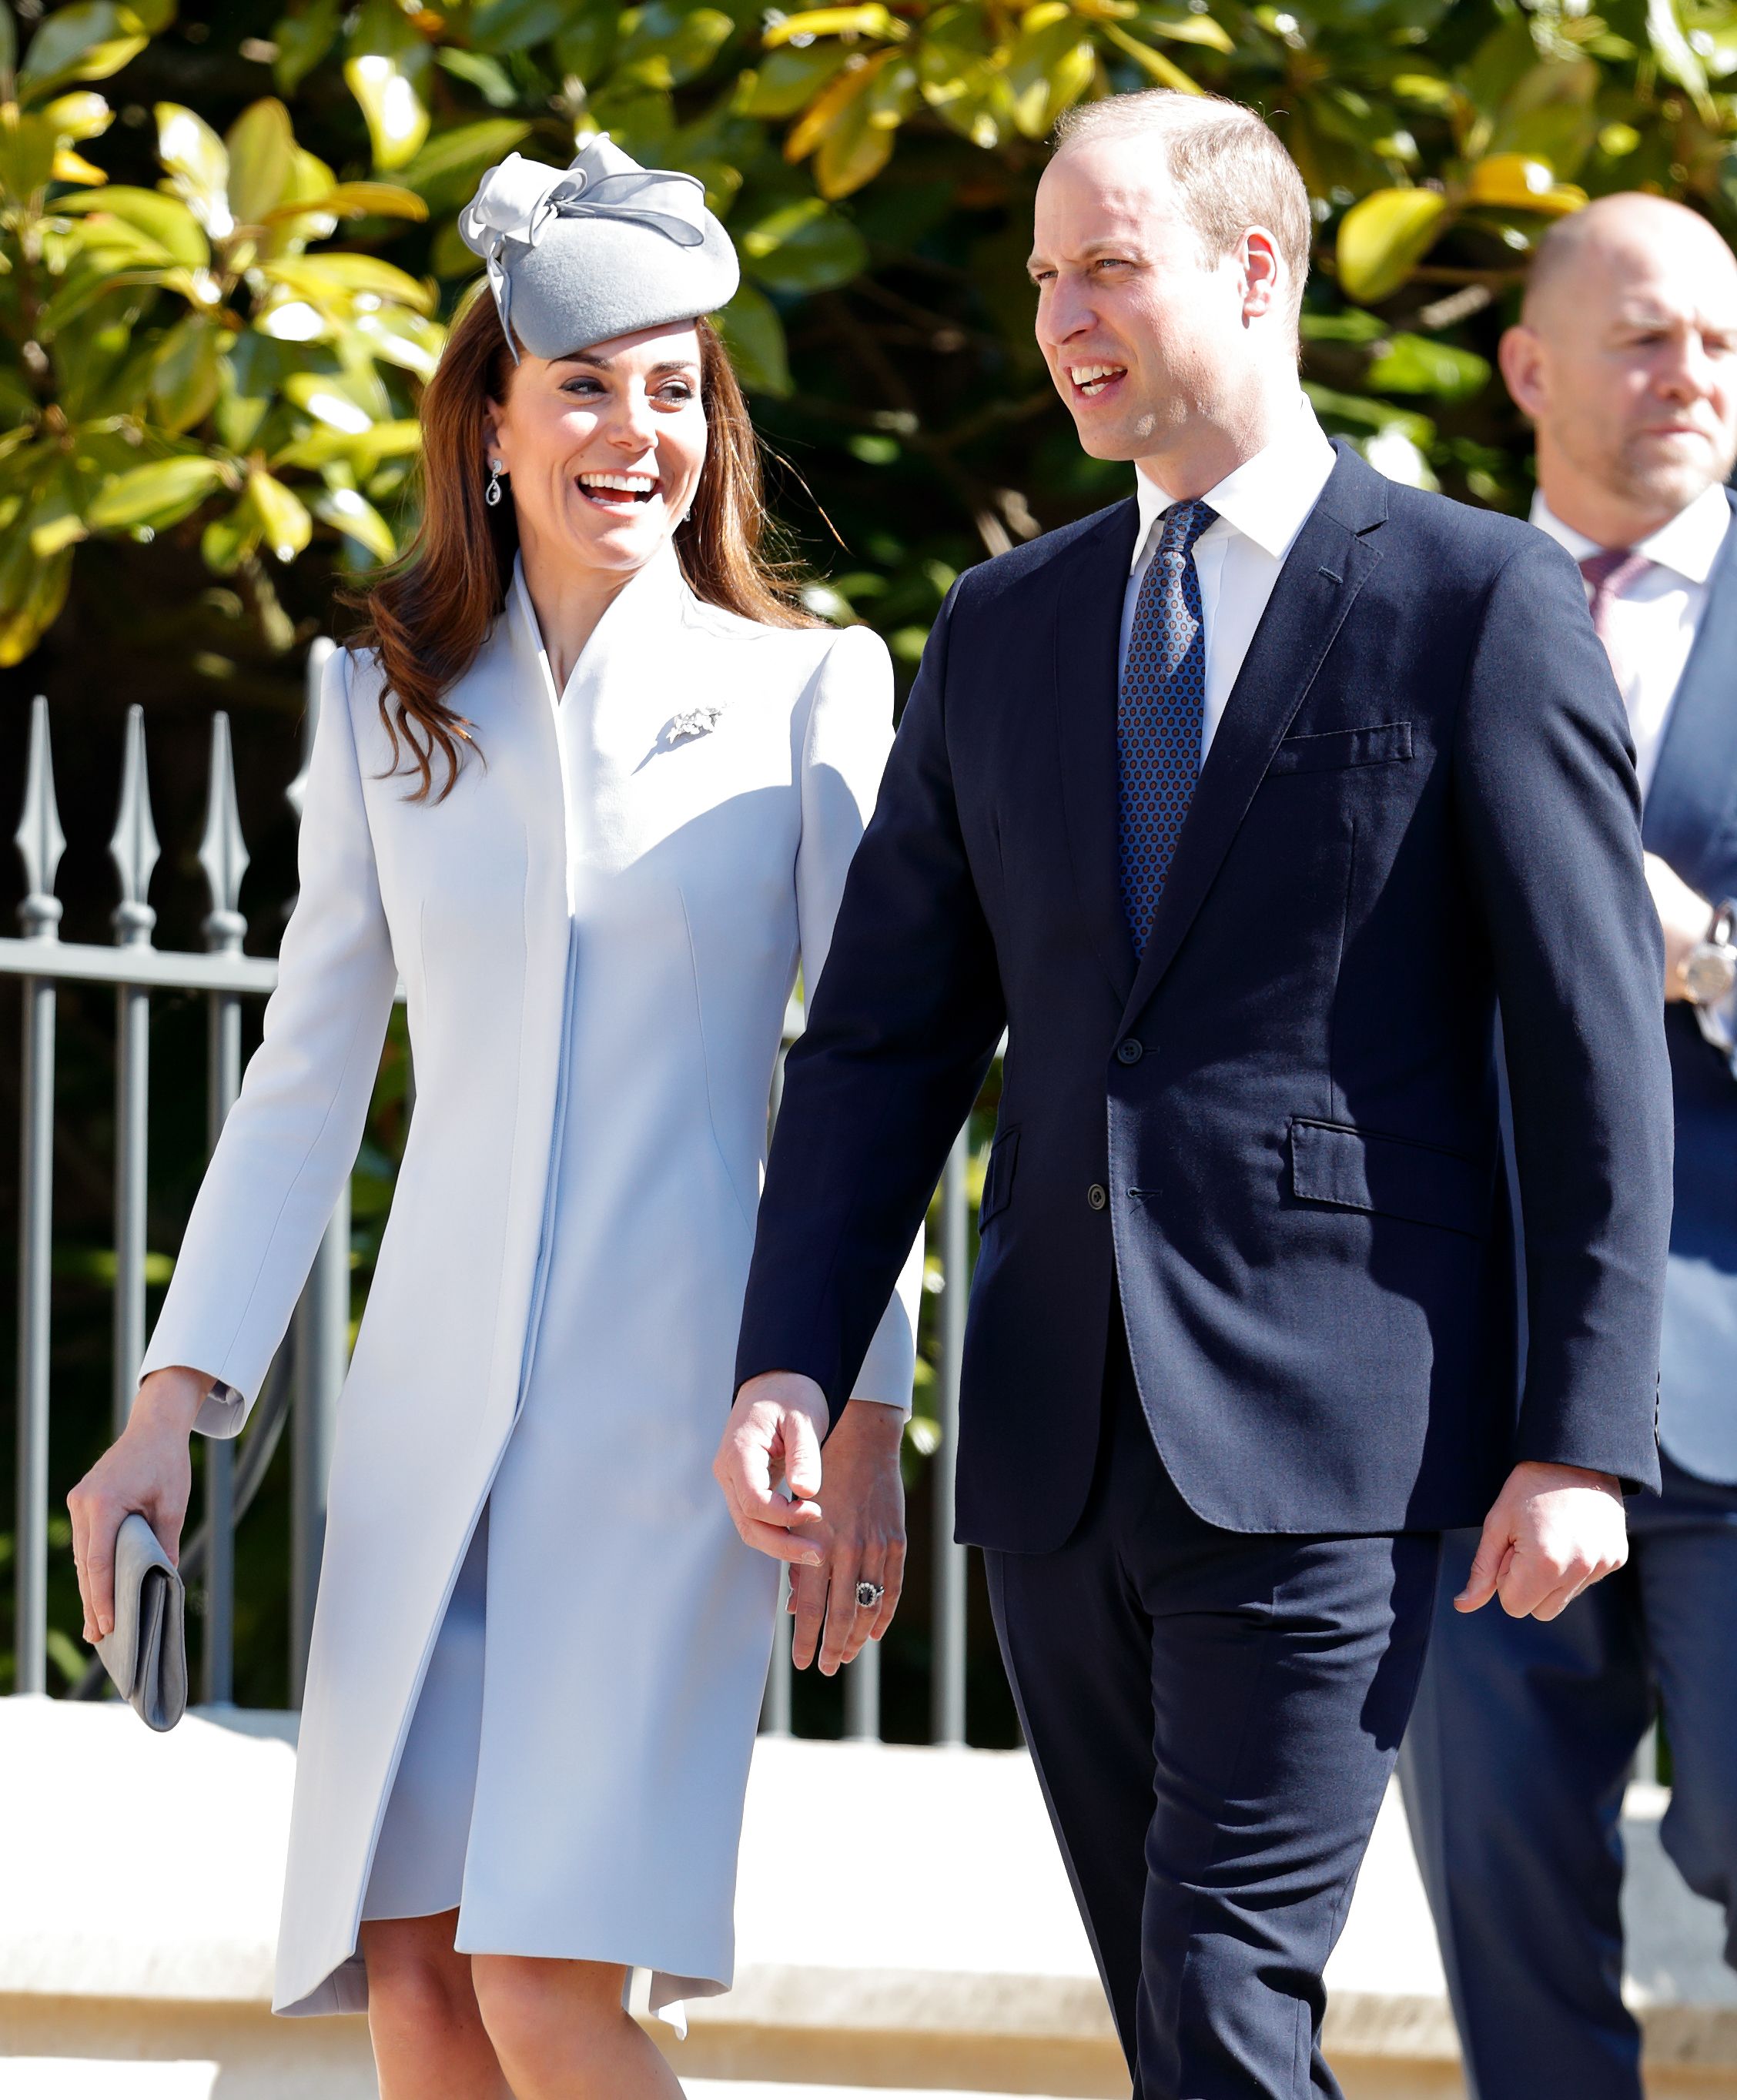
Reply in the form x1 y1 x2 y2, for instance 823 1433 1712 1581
855 1580 885 1610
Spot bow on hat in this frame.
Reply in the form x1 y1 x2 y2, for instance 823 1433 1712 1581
458 142 710 363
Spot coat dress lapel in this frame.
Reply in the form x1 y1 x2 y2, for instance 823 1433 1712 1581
1053 497 1143 1010
1119 443 1387 1036
1641 490 1737 892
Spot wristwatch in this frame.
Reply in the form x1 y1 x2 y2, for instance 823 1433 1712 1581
1682 899 1737 1010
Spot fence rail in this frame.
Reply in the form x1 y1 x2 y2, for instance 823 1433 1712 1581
6 654 984 1743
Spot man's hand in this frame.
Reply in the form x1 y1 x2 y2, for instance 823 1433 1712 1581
1455 1460 1628 1620
714 1371 829 1569
1645 851 1711 1001
786 1399 905 1677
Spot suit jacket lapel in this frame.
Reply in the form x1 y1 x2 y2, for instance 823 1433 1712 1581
1120 443 1387 1035
1642 491 1737 891
1054 497 1143 1008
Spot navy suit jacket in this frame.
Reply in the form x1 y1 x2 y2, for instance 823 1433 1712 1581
1641 487 1737 1480
736 443 1674 1551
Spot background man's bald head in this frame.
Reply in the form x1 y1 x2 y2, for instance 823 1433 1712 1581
1502 189 1737 543
1524 194 1737 333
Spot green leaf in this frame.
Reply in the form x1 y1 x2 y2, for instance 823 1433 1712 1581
201 498 259 574
1335 187 1451 304
1364 332 1491 402
350 305 444 380
226 98 295 226
394 119 532 212
345 50 431 171
272 0 342 95
156 102 233 237
249 468 313 562
40 90 115 142
714 280 792 395
1645 0 1717 122
471 0 575 53
263 179 427 226
737 44 852 117
263 252 437 316
1099 22 1200 92
272 416 421 473
0 537 74 665
1303 380 1434 450
738 195 868 294
1133 8 1235 54
617 2 736 89
434 47 521 108
0 109 63 198
1300 306 1388 343
53 186 209 268
763 5 899 45
150 313 226 430
1004 18 1097 139
0 8 16 92
284 369 381 434
18 4 146 102
552 0 619 82
87 454 229 530
313 484 396 561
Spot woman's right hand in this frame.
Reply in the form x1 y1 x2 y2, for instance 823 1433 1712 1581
68 1366 207 1645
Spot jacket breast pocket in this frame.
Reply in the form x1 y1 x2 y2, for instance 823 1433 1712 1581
1289 1118 1490 1239
1267 721 1414 776
979 1127 1019 1230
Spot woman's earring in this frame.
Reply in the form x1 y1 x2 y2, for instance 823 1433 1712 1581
485 460 505 508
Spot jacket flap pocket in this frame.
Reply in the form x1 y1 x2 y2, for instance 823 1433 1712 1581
1290 1119 1488 1238
1268 721 1414 775
979 1127 1019 1229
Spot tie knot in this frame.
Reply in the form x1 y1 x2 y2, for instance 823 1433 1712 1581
1157 498 1217 560
1578 546 1649 600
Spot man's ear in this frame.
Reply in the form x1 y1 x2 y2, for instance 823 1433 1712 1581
1498 323 1547 422
1240 227 1284 324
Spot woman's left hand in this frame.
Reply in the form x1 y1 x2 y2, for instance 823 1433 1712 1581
788 1398 906 1676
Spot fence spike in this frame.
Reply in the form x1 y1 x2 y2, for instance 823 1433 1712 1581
199 711 249 954
109 703 159 948
14 695 65 939
288 637 334 822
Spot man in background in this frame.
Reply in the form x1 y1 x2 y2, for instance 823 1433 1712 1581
1401 192 1737 2100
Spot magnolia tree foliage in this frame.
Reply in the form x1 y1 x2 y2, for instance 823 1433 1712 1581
4 0 1737 671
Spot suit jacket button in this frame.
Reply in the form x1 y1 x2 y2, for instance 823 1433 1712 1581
1116 1040 1143 1065
1088 1183 1108 1211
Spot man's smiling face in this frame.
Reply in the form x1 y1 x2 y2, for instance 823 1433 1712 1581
1029 135 1257 466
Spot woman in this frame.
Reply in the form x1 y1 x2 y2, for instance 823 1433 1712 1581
68 137 919 2100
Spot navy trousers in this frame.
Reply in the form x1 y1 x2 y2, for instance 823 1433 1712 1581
1399 1456 1737 2100
985 1333 1441 2098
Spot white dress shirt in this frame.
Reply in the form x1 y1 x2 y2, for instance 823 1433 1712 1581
1531 481 1732 796
1121 400 1339 759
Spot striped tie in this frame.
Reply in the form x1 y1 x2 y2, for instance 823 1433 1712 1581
1578 546 1650 684
1118 498 1217 957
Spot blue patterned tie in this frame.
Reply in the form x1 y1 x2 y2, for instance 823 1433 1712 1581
1118 497 1217 957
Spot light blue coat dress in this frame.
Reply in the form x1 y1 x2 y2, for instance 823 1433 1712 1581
142 541 921 2020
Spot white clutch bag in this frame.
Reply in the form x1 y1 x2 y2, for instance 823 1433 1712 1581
95 1513 188 1732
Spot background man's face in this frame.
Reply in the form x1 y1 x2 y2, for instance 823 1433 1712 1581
1029 138 1254 463
1518 226 1737 517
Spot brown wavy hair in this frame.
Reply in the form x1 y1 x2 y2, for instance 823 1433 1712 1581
346 288 818 801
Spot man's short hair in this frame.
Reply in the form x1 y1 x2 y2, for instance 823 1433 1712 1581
1053 91 1312 322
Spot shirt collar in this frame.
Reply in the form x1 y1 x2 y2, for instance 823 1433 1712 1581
1531 482 1732 587
1132 398 1337 572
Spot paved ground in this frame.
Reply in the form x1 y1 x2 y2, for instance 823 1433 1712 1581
0 2071 1080 2098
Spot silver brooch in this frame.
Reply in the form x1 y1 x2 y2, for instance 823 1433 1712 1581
666 704 723 744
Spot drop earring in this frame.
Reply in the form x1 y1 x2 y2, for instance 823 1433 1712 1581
485 460 506 508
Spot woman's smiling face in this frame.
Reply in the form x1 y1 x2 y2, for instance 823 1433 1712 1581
484 319 707 578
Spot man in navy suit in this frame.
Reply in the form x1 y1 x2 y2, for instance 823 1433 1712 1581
1401 192 1737 2100
715 92 1674 2098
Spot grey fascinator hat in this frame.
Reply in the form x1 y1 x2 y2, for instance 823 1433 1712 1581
457 134 739 363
